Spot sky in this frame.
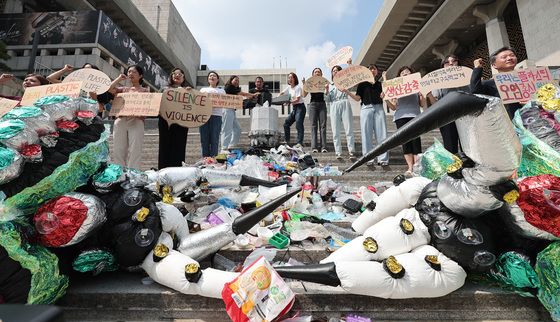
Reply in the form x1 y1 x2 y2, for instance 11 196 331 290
172 0 382 80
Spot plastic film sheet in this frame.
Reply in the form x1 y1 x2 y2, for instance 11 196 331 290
0 220 68 304
41 100 77 122
33 95 70 107
514 105 560 177
517 174 560 237
535 241 560 321
0 119 39 151
0 146 23 185
92 163 125 193
72 249 118 275
489 251 539 293
418 139 456 180
201 169 242 188
500 204 559 241
178 223 237 262
2 107 56 136
157 167 202 195
4 125 110 215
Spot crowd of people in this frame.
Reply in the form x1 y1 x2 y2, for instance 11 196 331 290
0 46 521 175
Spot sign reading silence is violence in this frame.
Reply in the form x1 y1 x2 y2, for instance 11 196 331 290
160 87 213 128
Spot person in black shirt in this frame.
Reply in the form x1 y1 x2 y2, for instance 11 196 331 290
303 68 329 153
346 63 389 166
247 76 272 107
470 46 522 120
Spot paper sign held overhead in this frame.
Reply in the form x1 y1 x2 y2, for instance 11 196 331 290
326 46 353 69
382 73 421 100
494 66 553 104
160 88 212 128
333 65 375 90
419 66 472 94
110 92 162 117
303 76 330 93
63 68 112 94
207 92 244 109
0 97 19 117
20 81 83 106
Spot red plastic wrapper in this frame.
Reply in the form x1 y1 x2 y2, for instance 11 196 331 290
76 110 95 118
517 174 560 237
20 144 43 163
34 196 88 247
56 120 80 133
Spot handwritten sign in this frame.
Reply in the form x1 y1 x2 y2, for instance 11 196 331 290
20 81 83 106
419 66 472 94
303 76 330 93
0 97 19 117
160 88 212 128
333 65 375 90
326 46 353 69
382 73 421 100
63 69 112 94
207 92 244 109
494 67 553 104
110 92 162 117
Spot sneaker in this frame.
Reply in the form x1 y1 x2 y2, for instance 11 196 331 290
336 154 343 160
366 160 375 166
321 148 328 153
378 161 389 166
312 148 319 153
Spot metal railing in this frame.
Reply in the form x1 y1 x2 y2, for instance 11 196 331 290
33 60 54 77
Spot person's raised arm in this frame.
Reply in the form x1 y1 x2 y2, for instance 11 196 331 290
0 73 14 84
46 64 73 84
108 73 127 93
470 58 485 94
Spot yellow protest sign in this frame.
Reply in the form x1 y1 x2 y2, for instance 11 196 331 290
20 81 83 106
63 68 112 94
419 66 472 95
207 92 244 109
0 97 19 117
333 65 375 90
160 88 212 128
382 73 421 100
326 46 353 69
303 76 330 93
110 92 162 117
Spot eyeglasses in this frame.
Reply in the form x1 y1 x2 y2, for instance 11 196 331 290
172 72 184 76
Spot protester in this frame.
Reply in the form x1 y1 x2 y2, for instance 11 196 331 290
326 65 355 160
108 65 149 169
346 62 389 166
280 72 305 149
386 66 425 177
46 63 99 84
199 71 224 157
158 68 189 169
22 73 49 88
248 76 272 107
221 75 255 151
303 68 328 153
426 54 469 154
470 46 521 119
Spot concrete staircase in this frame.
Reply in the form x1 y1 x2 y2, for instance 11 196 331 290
58 116 550 321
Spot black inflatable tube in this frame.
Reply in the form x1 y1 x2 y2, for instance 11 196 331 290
231 188 301 235
274 262 341 287
344 92 488 173
239 174 282 187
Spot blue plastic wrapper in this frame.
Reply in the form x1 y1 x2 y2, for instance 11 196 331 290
0 119 25 140
535 241 560 321
33 95 70 107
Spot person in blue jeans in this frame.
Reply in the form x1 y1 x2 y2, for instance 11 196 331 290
280 72 306 149
346 63 389 166
199 71 225 157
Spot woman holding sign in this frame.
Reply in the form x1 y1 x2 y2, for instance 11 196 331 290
326 65 355 160
199 71 225 157
386 66 425 177
108 65 149 170
158 68 189 169
303 68 328 153
280 72 305 149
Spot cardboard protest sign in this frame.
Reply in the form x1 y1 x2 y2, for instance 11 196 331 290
0 97 19 117
207 92 244 109
419 66 472 94
20 81 83 106
382 73 421 100
333 65 375 90
303 76 330 93
160 88 212 128
110 92 162 117
494 66 553 104
326 46 353 69
63 68 112 94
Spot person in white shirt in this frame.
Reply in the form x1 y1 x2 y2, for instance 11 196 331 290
280 72 305 149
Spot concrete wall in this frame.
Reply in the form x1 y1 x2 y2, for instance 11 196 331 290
516 0 560 66
130 0 201 86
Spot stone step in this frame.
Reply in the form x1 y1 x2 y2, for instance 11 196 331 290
59 271 549 321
